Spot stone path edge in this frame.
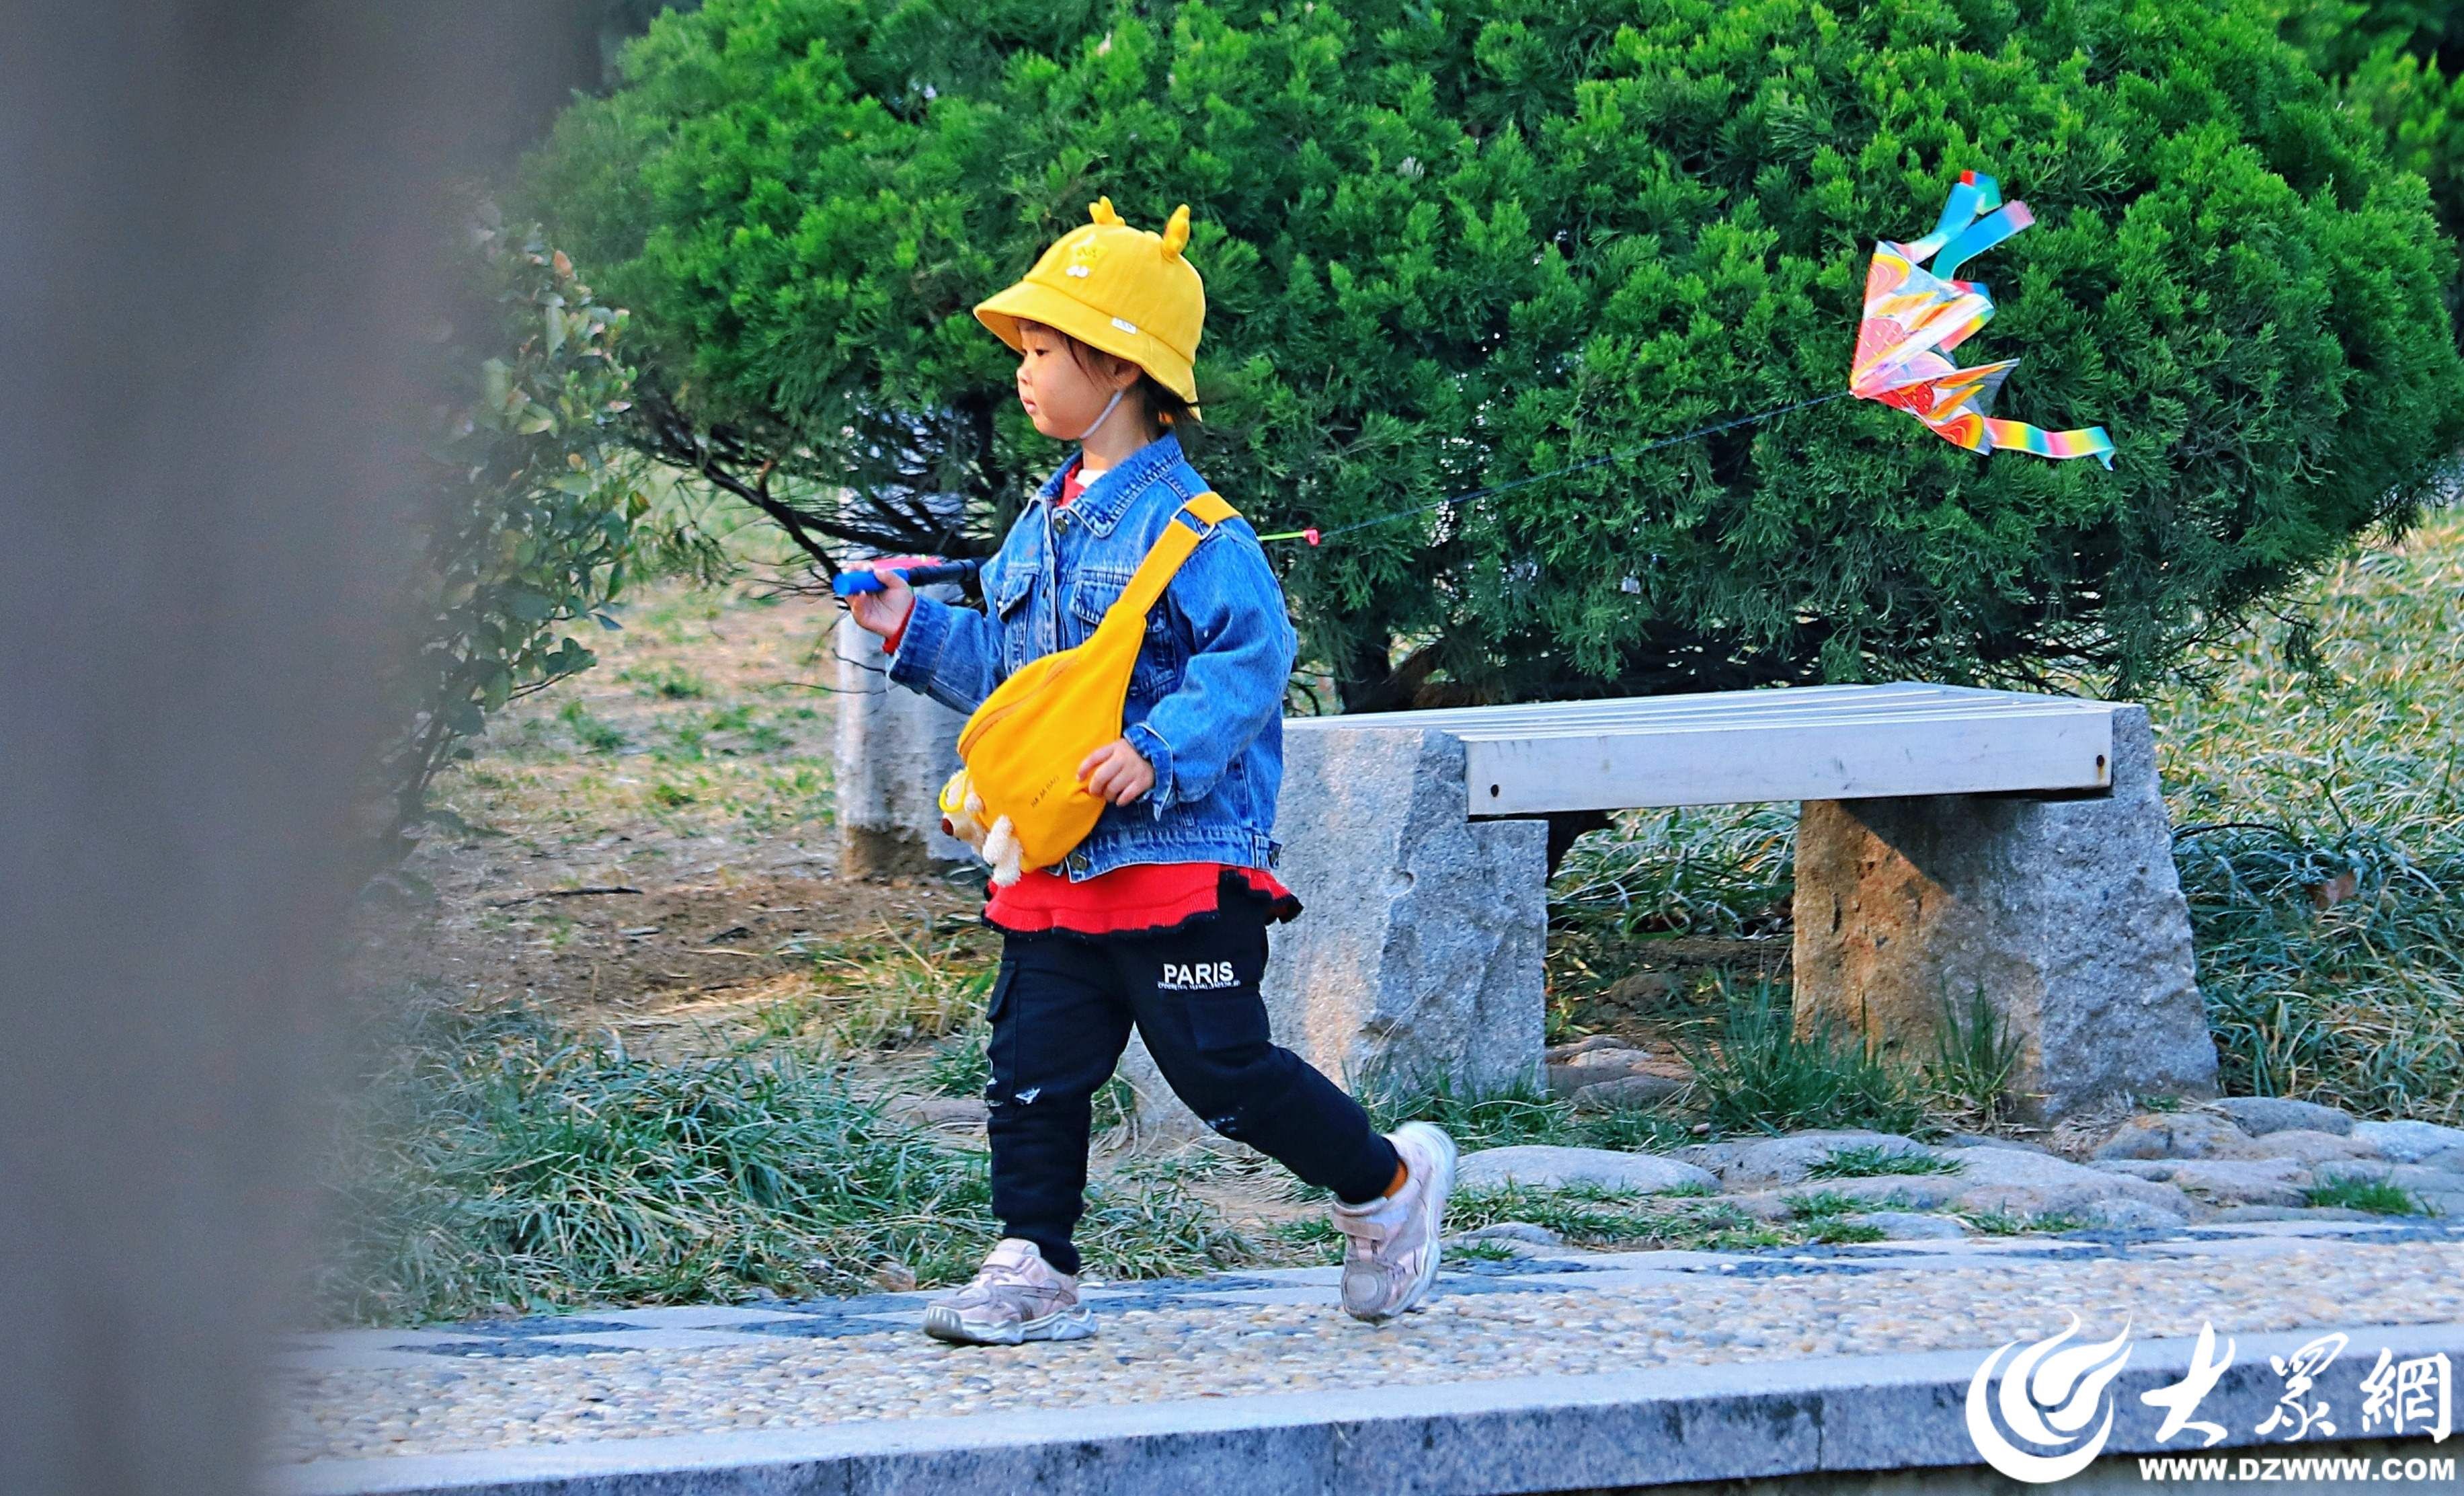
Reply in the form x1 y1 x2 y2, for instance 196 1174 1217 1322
273 1321 2464 1496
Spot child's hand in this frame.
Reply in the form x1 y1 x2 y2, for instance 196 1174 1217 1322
1078 737 1156 806
845 554 941 639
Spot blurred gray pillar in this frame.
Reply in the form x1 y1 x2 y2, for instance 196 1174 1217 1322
832 608 971 876
0 7 567 1495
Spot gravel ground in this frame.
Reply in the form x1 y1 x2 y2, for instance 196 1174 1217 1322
273 1226 2464 1466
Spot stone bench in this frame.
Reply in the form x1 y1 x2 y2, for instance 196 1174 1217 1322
1128 682 2216 1129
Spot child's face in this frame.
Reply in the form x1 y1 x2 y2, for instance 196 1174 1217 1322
1015 323 1137 442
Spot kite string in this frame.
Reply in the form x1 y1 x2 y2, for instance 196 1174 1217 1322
1255 390 1852 545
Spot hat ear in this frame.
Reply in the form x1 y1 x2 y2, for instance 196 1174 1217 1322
1089 196 1125 227
1161 204 1191 259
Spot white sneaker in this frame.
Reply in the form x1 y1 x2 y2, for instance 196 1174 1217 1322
1329 1121 1458 1323
921 1238 1096 1345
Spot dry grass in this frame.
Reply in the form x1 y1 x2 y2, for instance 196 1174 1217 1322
2157 509 2464 1121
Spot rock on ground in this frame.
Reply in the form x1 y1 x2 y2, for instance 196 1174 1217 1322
1445 1222 1575 1257
2214 1097 2354 1138
1922 1146 2196 1220
1546 1046 1656 1098
2094 1158 2312 1208
2313 1160 2464 1195
1941 1133 2057 1156
2210 1205 2383 1224
1843 1211 1969 1240
2352 1119 2464 1164
2073 1199 2189 1232
1751 1146 2194 1224
1450 1221 1565 1247
1456 1146 1718 1195
1546 1035 1643 1062
1571 1073 1686 1111
1714 1131 1939 1188
2093 1111 2253 1161
2218 1128 2378 1165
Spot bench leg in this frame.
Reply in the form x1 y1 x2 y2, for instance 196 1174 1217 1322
1123 725 1548 1136
1792 703 2217 1124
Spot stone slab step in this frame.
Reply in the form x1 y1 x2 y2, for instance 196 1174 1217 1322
275 1321 2464 1496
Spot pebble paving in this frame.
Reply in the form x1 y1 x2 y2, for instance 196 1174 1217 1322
275 1221 2464 1466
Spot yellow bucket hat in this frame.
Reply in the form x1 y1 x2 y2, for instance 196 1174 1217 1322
974 198 1205 408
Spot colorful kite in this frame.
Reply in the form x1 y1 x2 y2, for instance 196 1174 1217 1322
1851 171 2114 467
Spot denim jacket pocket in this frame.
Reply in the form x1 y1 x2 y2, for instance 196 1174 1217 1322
990 563 1034 673
1066 567 1178 699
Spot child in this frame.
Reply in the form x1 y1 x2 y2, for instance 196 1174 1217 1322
844 199 1455 1345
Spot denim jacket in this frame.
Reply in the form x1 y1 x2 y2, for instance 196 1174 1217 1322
887 432 1296 879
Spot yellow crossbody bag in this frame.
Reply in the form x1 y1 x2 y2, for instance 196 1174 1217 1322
941 491 1238 878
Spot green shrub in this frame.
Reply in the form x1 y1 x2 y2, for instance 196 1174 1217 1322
368 207 735 867
527 0 2463 705
2274 1 2464 327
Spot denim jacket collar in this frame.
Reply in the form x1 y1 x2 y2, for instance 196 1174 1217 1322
1030 432 1190 539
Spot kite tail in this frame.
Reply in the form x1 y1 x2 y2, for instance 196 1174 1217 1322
1983 419 2115 469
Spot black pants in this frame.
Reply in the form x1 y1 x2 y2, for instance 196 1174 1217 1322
983 892 1400 1275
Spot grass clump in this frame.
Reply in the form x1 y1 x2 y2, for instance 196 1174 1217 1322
777 921 996 1053
621 662 709 700
1677 982 1929 1138
319 989 1247 1325
1445 1183 1786 1252
926 1024 991 1097
1782 1189 1866 1221
1925 986 2026 1123
2303 1175 2433 1216
556 699 626 754
1803 1144 1962 1180
1957 1208 2088 1236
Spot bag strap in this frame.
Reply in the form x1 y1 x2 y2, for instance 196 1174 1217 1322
1103 491 1238 628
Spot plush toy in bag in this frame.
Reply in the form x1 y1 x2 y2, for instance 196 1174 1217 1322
938 768 1024 887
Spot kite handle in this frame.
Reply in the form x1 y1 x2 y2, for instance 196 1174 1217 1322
832 560 980 597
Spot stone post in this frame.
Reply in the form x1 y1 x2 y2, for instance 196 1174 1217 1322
831 609 971 877
1791 704 2216 1122
1123 724 1548 1134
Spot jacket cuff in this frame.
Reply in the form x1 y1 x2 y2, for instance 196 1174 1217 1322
1123 721 1177 817
885 596 951 689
